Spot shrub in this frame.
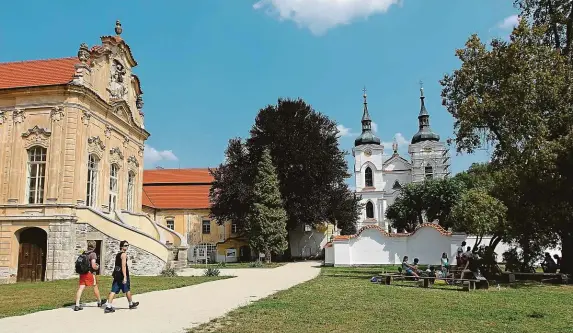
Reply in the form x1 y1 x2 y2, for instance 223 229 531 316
160 267 178 277
249 261 264 268
204 267 220 276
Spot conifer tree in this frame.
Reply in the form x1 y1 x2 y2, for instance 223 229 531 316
245 148 288 263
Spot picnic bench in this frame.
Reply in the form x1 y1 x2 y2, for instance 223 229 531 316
377 273 489 291
503 272 569 284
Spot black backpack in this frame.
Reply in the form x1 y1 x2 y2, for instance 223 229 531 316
75 252 91 274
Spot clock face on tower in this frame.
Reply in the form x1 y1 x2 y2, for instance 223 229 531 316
364 149 372 157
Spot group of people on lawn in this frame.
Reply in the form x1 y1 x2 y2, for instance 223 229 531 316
400 241 481 281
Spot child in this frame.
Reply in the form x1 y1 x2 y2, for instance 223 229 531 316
441 252 449 275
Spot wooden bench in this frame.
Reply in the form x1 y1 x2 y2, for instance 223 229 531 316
504 272 569 284
378 273 489 291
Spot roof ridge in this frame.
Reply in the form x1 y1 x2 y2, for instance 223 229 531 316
0 57 77 65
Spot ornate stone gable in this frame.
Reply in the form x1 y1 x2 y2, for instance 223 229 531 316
87 136 106 157
22 126 51 148
109 147 124 165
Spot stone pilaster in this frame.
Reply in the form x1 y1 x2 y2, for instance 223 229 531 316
45 221 75 281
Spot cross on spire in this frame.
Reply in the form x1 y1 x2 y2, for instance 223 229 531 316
419 80 424 97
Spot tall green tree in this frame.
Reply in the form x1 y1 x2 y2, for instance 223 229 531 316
440 19 573 273
247 98 357 233
326 184 362 235
209 138 253 234
245 149 288 263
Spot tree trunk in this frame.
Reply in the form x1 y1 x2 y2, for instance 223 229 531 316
265 249 272 264
560 232 573 275
489 235 503 254
473 235 483 252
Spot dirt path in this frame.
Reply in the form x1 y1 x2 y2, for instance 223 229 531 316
0 261 321 333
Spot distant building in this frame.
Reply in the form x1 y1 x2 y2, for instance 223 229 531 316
142 168 248 263
352 87 451 230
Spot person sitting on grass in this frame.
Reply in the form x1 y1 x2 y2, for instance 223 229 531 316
402 256 419 279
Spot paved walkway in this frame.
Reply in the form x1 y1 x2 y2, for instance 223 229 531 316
0 261 320 333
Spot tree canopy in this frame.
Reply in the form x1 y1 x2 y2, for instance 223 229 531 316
440 16 573 274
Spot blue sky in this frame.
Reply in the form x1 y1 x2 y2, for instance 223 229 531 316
0 0 518 182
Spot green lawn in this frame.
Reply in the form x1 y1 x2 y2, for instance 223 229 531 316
188 262 284 269
188 266 573 333
0 275 227 318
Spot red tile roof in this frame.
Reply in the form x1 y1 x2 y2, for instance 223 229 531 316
0 57 78 89
142 169 215 209
143 168 214 184
332 223 452 241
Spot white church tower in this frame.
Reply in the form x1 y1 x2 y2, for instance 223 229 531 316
408 85 451 182
352 88 389 231
352 85 451 232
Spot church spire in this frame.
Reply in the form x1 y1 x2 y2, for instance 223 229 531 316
354 87 381 147
411 82 440 144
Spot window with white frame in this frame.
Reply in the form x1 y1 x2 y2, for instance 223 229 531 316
166 218 175 230
194 243 216 258
126 171 135 211
27 146 47 204
108 164 119 211
231 222 238 234
86 154 99 207
202 220 211 234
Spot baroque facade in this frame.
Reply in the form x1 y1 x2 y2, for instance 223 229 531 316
353 87 451 230
0 21 186 284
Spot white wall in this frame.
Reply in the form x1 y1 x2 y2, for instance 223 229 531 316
330 224 519 266
289 229 329 258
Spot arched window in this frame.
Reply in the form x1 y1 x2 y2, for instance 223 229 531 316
365 167 374 187
425 164 433 179
366 201 374 219
86 154 99 207
27 146 47 204
109 164 119 211
126 171 135 211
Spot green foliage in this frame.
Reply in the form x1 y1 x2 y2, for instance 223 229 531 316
204 267 221 277
385 178 464 232
450 188 507 240
160 267 178 277
440 16 573 273
244 148 288 263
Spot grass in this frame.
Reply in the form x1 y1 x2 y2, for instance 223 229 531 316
188 266 573 333
188 262 284 269
0 275 227 319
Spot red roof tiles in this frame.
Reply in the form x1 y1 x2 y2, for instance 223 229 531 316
142 169 214 209
0 57 78 89
332 223 452 241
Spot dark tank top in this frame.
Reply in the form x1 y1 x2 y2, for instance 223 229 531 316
115 252 129 278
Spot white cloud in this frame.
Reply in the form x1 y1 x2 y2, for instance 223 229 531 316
497 15 519 30
143 144 179 167
382 132 409 150
336 124 354 137
253 0 401 35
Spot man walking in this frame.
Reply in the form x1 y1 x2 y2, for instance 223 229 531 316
104 240 139 313
74 240 106 311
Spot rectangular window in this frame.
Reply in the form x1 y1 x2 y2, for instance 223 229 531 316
202 220 211 234
166 219 175 230
231 223 238 234
27 146 47 204
86 154 99 207
126 171 135 211
108 164 119 211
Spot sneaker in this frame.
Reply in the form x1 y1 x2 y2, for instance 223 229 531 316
129 302 139 309
73 305 83 311
104 307 115 313
97 299 107 307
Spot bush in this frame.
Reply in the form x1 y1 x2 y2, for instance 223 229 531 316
160 267 178 277
204 267 220 276
249 261 264 268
